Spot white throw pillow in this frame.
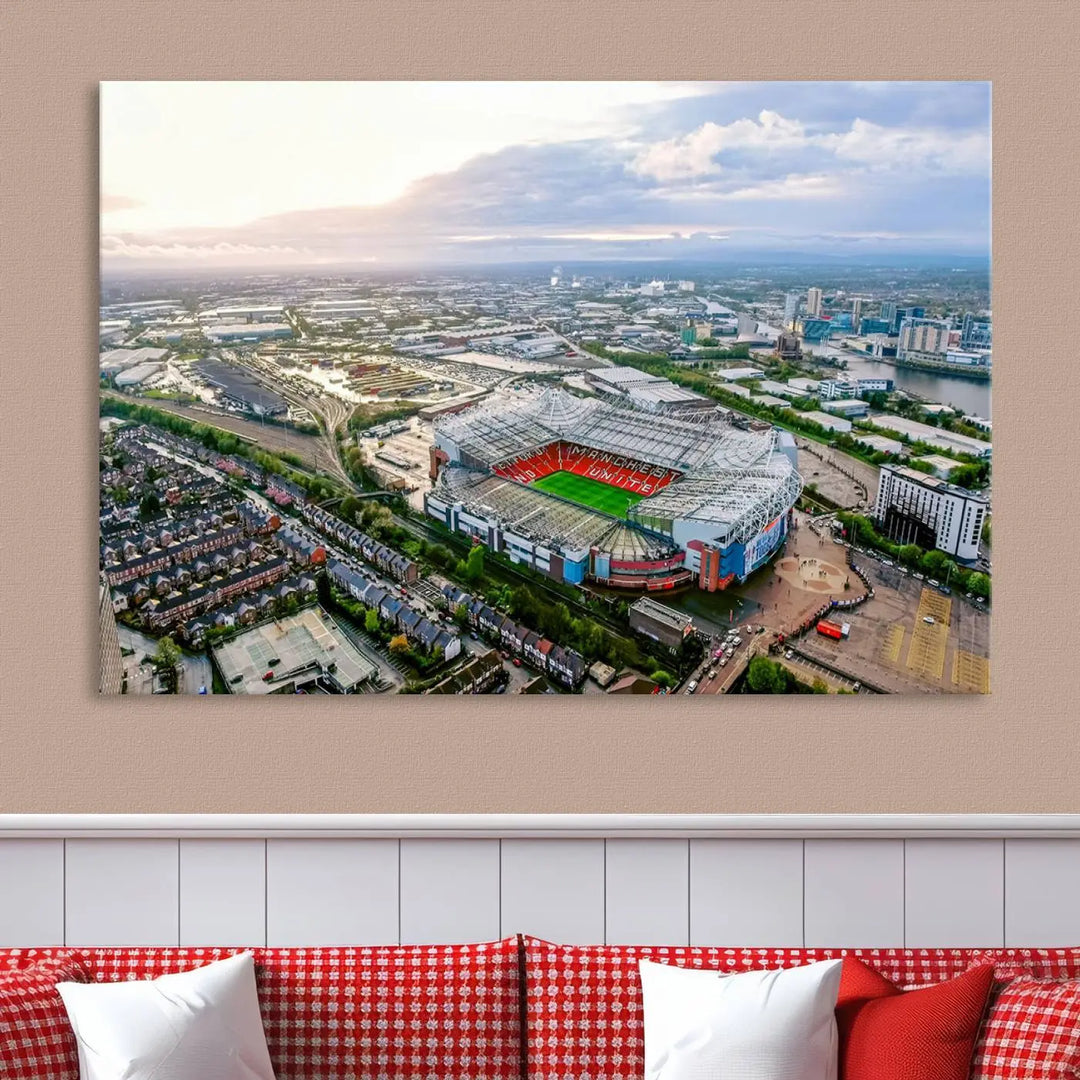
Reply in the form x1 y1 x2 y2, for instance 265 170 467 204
57 951 276 1080
639 957 843 1080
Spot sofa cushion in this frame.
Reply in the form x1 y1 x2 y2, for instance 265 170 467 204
0 954 92 1080
57 951 276 1080
1 939 522 1080
836 958 994 1080
968 948 1080 981
971 977 1080 1079
522 939 973 1080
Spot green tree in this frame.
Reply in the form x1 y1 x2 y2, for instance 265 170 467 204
464 544 485 584
920 549 949 578
139 492 161 520
966 572 991 600
151 636 181 694
746 656 790 694
898 544 924 569
364 608 380 634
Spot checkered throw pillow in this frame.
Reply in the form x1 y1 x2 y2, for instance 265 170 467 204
521 938 973 1080
0 955 91 1080
3 941 523 1080
972 977 1080 1079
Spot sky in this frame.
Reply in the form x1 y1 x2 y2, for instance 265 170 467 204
100 81 991 269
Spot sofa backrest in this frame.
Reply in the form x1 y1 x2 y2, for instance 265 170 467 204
520 937 1080 1080
0 939 522 1080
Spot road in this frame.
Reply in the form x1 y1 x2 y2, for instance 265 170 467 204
222 350 358 490
101 390 325 470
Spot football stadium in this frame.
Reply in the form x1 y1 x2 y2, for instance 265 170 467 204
424 386 802 592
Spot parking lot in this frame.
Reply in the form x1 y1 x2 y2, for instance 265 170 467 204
797 552 991 694
359 418 436 508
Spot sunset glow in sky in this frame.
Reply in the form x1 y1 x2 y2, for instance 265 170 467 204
100 81 991 267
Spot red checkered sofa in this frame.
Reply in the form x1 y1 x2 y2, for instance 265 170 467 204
0 940 522 1080
3 936 1079 1078
521 937 1080 1080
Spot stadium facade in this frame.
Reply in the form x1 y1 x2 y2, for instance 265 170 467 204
424 387 802 593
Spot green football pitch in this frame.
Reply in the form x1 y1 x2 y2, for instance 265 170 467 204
531 470 644 517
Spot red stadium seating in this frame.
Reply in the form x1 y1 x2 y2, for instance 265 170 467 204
493 442 679 495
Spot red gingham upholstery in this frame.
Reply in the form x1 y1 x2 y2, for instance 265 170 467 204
0 954 91 1080
969 948 1080 981
522 939 977 1080
971 978 1080 1079
0 940 522 1080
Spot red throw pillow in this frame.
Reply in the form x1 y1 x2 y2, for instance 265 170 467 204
0 955 92 1080
971 977 1080 1079
836 957 994 1080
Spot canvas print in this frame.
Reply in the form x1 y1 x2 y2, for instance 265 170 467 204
99 81 991 696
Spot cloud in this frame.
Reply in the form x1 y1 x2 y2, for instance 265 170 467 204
819 118 989 173
100 193 143 213
100 234 305 262
631 111 989 183
629 110 808 181
100 87 990 267
659 173 846 202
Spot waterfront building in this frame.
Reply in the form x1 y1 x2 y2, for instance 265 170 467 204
874 465 989 562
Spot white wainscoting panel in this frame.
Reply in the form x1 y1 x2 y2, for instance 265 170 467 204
1 820 1077 951
605 839 689 945
690 839 804 946
64 839 180 946
1005 839 1080 946
0 840 64 947
400 839 501 944
266 839 398 946
904 839 1004 948
179 839 266 947
804 839 904 947
500 839 605 944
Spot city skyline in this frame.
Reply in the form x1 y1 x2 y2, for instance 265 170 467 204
101 81 991 269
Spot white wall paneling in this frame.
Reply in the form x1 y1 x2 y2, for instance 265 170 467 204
804 839 905 947
690 839 804 946
1 819 1077 950
64 839 179 946
179 839 266 947
400 838 500 943
0 839 64 947
605 839 689 945
266 839 398 946
1005 839 1080 946
500 839 605 944
904 839 1004 947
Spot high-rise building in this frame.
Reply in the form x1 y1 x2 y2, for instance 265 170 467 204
851 298 864 334
961 312 993 349
99 580 124 695
776 332 802 362
806 287 823 317
783 292 800 329
874 465 989 562
897 317 950 360
880 301 897 329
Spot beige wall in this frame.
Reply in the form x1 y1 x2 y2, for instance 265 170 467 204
1 2 1076 813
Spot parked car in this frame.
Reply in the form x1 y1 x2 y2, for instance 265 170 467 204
923 616 935 625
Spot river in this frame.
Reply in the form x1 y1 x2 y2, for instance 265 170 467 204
811 344 991 417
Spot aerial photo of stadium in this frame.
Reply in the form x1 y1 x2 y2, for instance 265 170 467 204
425 387 803 593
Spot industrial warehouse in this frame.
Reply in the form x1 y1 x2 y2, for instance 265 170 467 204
424 387 802 593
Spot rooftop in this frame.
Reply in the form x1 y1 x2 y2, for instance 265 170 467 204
212 607 378 694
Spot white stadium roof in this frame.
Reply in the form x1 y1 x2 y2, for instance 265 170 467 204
432 386 802 548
